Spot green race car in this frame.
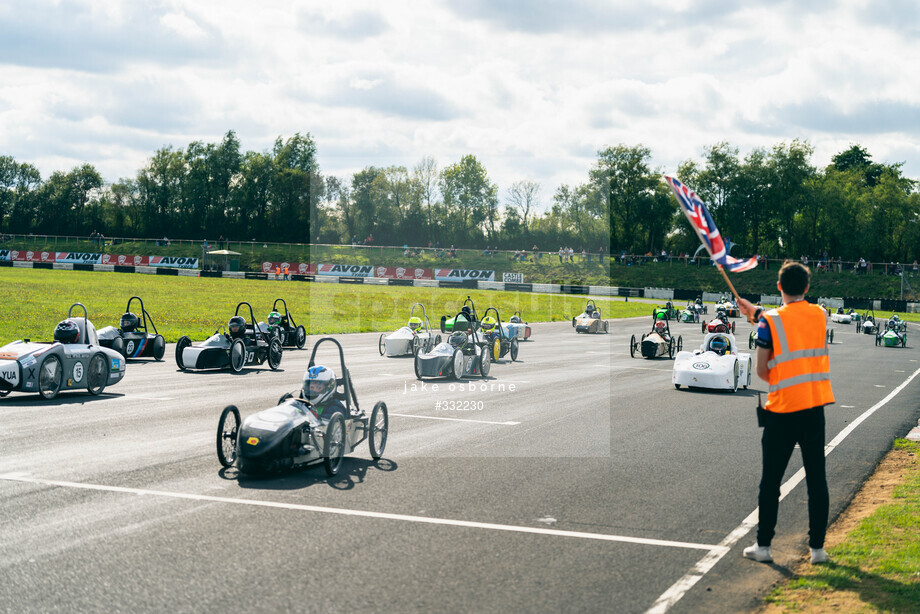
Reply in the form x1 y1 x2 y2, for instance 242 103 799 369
876 318 907 347
652 301 680 321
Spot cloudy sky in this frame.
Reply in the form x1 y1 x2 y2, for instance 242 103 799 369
1 0 918 205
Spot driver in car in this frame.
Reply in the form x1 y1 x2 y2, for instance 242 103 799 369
303 366 345 419
707 335 731 356
407 316 424 333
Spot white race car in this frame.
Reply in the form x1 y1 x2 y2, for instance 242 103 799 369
830 307 852 324
672 332 752 392
378 303 440 357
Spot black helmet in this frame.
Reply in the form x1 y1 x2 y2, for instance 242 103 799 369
54 319 80 344
120 312 139 332
228 315 246 338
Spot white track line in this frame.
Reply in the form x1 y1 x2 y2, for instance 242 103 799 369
388 412 520 426
0 473 723 553
646 365 920 614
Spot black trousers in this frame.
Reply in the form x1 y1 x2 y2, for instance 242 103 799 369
756 406 828 549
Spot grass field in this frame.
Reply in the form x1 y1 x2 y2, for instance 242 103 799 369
0 268 651 344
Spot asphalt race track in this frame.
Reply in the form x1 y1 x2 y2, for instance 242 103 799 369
2 315 919 613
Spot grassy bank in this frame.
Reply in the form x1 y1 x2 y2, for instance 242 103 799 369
0 268 649 343
763 439 920 612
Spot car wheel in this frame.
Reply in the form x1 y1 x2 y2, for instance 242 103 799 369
451 348 464 380
411 335 421 356
510 338 519 361
86 354 108 396
629 334 636 358
731 321 736 333
295 325 306 349
268 338 283 370
479 344 491 377
217 405 240 468
175 336 191 370
674 384 681 390
323 414 346 477
701 320 706 333
368 401 388 460
414 352 424 380
829 329 834 343
230 339 246 373
677 336 683 352
572 317 576 328
745 358 752 389
668 337 674 359
378 333 386 356
38 355 63 400
111 337 125 357
749 331 756 350
434 334 442 346
152 335 166 361
732 360 739 393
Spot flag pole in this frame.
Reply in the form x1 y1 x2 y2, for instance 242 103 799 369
717 264 758 324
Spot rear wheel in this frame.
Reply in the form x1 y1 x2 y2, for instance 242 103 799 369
414 352 424 380
217 405 240 468
732 360 740 393
677 336 683 352
378 334 386 356
295 325 306 349
230 339 246 372
38 355 63 400
111 337 125 357
701 320 706 333
510 338 519 361
629 334 636 358
411 335 421 356
86 354 108 396
479 345 491 376
744 358 752 389
492 337 501 362
731 321 736 333
323 414 346 477
268 338 282 370
674 384 681 389
152 335 166 361
175 336 191 370
368 402 388 460
668 338 674 359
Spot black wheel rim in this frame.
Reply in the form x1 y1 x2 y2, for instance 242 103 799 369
217 407 239 467
39 356 61 399
87 355 107 394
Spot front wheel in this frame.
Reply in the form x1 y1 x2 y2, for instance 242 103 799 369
732 360 740 393
451 348 464 380
677 336 683 352
111 337 125 357
268 338 283 370
217 405 240 468
378 333 386 356
295 325 306 349
731 321 736 333
368 402 388 460
175 336 191 370
38 355 63 400
414 352 424 380
510 338 519 361
701 320 706 333
230 339 246 372
323 414 346 477
479 345 491 377
668 337 675 359
152 335 166 361
629 334 636 358
411 335 421 356
86 354 108 396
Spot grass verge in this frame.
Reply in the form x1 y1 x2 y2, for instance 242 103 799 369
0 268 650 343
762 438 920 613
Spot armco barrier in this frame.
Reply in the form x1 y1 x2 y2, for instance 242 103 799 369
199 270 222 278
34 262 53 270
561 284 590 295
504 283 533 292
478 281 505 291
0 260 11 268
245 272 268 280
388 279 415 286
338 277 366 284
114 265 135 273
74 263 94 272
156 268 178 276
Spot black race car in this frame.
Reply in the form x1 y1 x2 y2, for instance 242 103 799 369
97 296 166 360
261 298 307 349
176 302 283 372
216 337 388 477
417 309 492 379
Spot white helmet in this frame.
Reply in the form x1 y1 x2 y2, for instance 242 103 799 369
303 365 336 406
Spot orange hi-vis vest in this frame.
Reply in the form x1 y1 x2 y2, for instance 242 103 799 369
763 301 835 413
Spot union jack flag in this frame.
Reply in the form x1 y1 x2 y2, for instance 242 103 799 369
664 176 758 273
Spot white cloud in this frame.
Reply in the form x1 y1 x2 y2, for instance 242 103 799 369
0 0 918 198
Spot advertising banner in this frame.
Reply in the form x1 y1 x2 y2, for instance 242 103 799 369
55 252 103 264
434 269 495 281
261 261 314 275
100 254 149 266
148 256 199 269
373 266 434 280
502 272 524 283
315 263 375 277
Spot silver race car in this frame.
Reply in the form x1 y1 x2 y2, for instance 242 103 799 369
0 303 126 399
176 302 283 372
415 310 491 379
378 303 441 357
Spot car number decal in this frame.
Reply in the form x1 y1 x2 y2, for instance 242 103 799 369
692 362 710 370
1 362 19 386
126 341 135 355
73 362 84 382
246 437 260 445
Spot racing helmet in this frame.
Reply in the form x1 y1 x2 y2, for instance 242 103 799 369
120 312 139 332
592 310 601 318
656 311 666 320
695 297 702 305
707 335 730 356
892 314 900 321
267 311 282 326
408 316 423 332
654 321 667 334
448 331 467 348
510 314 522 324
228 315 246 338
481 316 497 333
54 319 80 344
303 365 336 406
461 305 472 317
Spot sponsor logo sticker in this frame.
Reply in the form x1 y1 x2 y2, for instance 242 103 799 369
246 437 260 446
692 362 710 370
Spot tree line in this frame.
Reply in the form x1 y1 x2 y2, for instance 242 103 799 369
1 133 918 262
